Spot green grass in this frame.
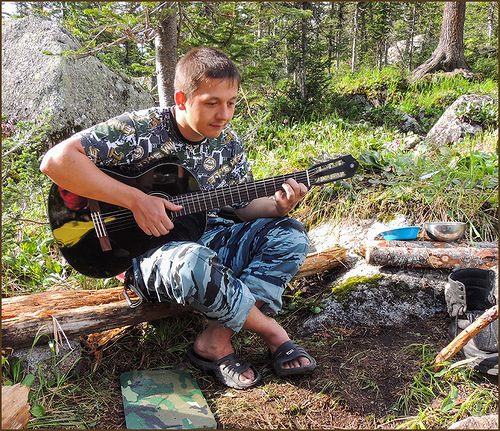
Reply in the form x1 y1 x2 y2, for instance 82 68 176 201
383 344 498 429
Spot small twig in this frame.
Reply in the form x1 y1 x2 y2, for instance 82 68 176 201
2 130 36 157
18 218 48 225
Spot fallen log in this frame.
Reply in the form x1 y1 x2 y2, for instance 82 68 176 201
293 247 347 279
362 240 497 269
2 246 346 349
433 305 498 369
1 383 30 429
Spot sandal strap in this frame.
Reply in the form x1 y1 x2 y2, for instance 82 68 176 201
216 353 253 375
272 340 309 366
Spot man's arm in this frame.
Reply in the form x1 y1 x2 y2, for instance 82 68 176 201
40 136 181 236
234 178 307 221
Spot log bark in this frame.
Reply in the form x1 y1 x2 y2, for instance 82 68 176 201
434 305 498 369
293 246 347 279
2 246 346 349
362 240 497 269
1 384 30 429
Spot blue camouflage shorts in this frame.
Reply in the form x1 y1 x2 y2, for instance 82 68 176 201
130 216 309 332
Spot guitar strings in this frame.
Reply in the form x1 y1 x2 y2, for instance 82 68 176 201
100 171 312 233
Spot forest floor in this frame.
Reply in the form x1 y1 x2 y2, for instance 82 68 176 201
68 271 495 430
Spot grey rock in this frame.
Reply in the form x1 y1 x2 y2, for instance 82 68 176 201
300 260 447 335
448 414 498 429
13 338 83 386
426 94 495 146
398 110 424 134
350 94 374 112
2 16 155 141
387 34 425 65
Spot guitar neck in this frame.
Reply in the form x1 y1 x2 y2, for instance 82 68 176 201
171 169 310 216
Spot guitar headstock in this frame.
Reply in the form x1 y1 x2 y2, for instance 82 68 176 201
308 154 358 186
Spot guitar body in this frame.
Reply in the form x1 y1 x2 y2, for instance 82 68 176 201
48 163 206 278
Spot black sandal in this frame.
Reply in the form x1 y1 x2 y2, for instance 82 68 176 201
187 347 262 389
270 340 317 377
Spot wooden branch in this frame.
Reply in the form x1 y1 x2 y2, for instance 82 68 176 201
2 246 346 349
434 305 498 369
362 240 497 269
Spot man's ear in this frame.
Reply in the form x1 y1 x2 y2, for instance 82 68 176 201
174 91 187 109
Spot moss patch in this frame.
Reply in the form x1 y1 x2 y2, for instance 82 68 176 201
331 274 384 301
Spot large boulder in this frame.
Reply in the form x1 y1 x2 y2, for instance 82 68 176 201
300 261 447 334
448 414 498 429
387 34 424 65
426 94 495 146
2 16 155 141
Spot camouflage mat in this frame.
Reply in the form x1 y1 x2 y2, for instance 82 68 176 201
120 369 217 429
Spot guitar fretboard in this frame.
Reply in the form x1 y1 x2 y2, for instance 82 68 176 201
170 169 310 216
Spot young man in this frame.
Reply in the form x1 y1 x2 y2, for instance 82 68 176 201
40 47 316 389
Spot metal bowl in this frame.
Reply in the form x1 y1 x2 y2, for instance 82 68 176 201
424 222 466 242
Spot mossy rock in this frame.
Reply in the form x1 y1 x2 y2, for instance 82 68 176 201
331 274 384 301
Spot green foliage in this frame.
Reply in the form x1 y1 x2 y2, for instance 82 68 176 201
331 66 409 102
2 356 25 385
388 344 498 428
1 117 68 294
455 98 498 129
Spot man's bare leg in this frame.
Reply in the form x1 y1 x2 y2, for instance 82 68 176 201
193 302 311 384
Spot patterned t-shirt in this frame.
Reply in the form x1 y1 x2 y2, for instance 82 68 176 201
77 107 253 210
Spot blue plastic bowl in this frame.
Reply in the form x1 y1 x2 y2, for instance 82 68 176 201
380 226 420 240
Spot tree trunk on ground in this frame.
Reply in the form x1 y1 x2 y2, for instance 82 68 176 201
1 384 30 430
155 5 177 107
362 240 498 269
2 246 347 349
412 1 472 81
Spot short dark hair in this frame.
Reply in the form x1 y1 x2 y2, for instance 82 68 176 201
174 47 241 98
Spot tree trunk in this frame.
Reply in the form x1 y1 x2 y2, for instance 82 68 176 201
351 2 360 72
487 2 495 41
407 3 417 71
2 246 347 349
362 240 498 269
155 5 177 107
335 2 344 70
327 2 335 74
412 1 471 81
299 2 309 101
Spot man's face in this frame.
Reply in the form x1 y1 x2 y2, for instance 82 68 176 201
177 78 238 141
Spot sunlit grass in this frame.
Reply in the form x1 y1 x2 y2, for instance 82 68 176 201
381 344 498 429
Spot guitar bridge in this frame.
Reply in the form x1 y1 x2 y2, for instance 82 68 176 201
88 199 112 252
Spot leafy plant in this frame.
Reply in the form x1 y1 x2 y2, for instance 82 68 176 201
387 343 497 428
455 99 498 129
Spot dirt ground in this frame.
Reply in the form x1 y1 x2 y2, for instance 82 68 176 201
74 272 478 430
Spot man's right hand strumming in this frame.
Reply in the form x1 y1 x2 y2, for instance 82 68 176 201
130 192 182 237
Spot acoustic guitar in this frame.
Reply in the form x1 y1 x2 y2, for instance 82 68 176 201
48 154 358 278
